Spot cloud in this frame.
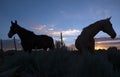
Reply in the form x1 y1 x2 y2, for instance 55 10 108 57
33 24 55 35
95 37 120 42
34 24 81 36
50 29 81 43
52 29 81 36
33 25 81 43
62 29 81 36
34 25 46 31
95 37 120 49
48 28 54 31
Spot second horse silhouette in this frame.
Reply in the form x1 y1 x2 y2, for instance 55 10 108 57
8 20 55 53
75 17 116 53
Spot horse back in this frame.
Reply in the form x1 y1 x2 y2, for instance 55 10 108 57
35 35 54 48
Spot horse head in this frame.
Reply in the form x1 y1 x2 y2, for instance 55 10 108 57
102 17 116 39
8 20 19 38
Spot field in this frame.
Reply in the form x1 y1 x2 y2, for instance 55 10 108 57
0 48 120 77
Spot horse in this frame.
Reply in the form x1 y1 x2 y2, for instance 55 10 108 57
75 17 116 53
8 20 55 52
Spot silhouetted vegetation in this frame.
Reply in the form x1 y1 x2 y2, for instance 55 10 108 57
0 49 120 77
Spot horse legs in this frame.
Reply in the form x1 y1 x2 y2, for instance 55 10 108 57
43 48 47 51
49 45 55 50
28 49 32 53
22 45 32 53
23 48 32 53
21 43 33 53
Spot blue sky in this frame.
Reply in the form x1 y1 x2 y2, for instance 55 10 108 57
0 0 120 46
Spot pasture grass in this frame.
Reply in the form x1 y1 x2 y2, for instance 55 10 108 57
0 49 120 77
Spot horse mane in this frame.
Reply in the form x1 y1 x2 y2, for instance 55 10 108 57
83 19 105 31
17 25 35 35
18 25 34 34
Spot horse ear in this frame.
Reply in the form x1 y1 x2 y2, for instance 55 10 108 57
11 21 14 24
107 17 112 21
15 20 17 24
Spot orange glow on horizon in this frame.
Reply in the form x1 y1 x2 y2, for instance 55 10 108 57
95 45 108 50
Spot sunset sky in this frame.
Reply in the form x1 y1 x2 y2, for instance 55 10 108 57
0 0 120 49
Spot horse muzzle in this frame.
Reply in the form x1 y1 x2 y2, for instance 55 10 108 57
111 33 116 39
8 33 12 38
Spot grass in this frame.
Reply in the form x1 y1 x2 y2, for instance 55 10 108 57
0 49 120 77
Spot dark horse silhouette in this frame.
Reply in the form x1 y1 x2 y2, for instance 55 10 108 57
75 17 116 53
8 20 55 52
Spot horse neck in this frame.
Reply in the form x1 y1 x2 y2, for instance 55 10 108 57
83 22 102 38
16 26 34 41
